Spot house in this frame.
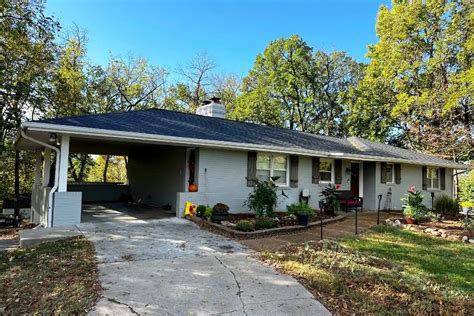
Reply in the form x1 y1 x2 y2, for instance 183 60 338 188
16 98 468 227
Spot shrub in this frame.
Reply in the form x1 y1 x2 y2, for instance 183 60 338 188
196 205 207 217
235 220 255 232
402 186 427 221
434 194 459 218
245 178 279 217
459 170 474 203
204 207 213 220
287 202 315 216
212 203 229 215
254 217 276 230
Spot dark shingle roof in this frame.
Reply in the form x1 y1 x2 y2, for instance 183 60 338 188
29 108 467 168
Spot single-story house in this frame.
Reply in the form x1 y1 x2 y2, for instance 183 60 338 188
16 98 468 227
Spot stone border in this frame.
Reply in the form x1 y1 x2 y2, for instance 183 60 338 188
189 214 347 239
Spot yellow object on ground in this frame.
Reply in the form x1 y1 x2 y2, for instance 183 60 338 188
184 201 196 217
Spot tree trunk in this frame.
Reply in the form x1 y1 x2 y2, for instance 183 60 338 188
78 154 88 182
103 155 109 183
13 150 20 226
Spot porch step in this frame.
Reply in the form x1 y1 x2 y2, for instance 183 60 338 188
19 225 82 248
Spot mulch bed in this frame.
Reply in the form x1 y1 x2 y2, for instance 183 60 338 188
190 213 345 240
227 212 335 227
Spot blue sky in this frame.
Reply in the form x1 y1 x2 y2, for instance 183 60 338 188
45 0 391 77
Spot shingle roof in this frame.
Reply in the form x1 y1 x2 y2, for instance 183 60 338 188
27 108 467 169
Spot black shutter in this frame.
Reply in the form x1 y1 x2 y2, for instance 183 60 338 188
381 162 387 184
335 159 342 184
312 157 320 184
422 166 428 190
395 163 401 184
247 152 257 187
289 155 299 188
440 168 446 190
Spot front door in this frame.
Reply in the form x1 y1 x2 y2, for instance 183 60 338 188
350 163 360 197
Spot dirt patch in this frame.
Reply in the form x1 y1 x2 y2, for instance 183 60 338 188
0 223 36 240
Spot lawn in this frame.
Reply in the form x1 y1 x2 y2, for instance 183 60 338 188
261 225 474 315
0 237 101 314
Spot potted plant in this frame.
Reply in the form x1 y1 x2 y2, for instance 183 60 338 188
211 203 229 223
402 186 427 224
319 185 340 215
287 202 315 226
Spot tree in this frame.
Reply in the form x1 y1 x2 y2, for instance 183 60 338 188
177 52 216 112
348 0 473 161
107 55 167 112
0 0 59 221
210 73 241 116
230 35 363 136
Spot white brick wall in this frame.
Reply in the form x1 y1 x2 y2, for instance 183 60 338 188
176 148 455 215
52 192 82 226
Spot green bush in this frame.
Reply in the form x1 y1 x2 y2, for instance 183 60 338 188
459 170 474 203
254 217 276 230
212 203 229 215
245 178 279 217
204 207 213 219
196 205 207 217
402 187 427 221
287 202 315 216
235 220 255 232
434 194 459 218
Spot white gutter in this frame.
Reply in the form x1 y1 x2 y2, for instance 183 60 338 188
22 121 470 170
21 129 60 227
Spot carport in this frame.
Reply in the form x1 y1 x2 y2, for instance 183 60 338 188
17 128 196 227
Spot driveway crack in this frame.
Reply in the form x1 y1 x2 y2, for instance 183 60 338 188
106 297 140 315
214 255 247 316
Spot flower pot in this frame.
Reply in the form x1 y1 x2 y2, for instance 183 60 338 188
211 214 228 224
297 214 310 226
405 217 415 224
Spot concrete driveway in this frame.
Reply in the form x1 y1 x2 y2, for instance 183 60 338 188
78 218 329 315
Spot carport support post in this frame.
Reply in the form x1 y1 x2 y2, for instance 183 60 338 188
58 135 70 192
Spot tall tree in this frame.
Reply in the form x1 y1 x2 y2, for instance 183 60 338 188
231 35 363 136
177 52 216 112
0 0 59 221
348 0 473 160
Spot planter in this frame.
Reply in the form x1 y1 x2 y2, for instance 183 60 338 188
297 214 310 226
405 217 415 225
211 214 228 224
322 206 335 216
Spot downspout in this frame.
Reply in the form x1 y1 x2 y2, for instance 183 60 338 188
20 128 60 227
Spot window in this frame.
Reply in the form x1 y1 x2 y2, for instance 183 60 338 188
319 158 333 183
385 163 395 184
427 167 439 189
256 153 288 186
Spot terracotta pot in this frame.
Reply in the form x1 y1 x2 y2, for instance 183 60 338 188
405 217 415 224
188 183 198 192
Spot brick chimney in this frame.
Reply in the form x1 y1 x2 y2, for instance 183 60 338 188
196 97 225 119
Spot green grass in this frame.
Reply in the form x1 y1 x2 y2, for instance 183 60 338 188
261 225 474 315
0 237 101 314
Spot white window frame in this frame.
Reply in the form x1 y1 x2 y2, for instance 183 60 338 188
319 158 335 184
256 153 290 187
427 167 440 190
385 163 395 185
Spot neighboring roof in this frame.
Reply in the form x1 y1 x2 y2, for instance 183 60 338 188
22 108 468 169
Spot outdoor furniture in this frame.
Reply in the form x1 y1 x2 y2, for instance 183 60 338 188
336 190 363 213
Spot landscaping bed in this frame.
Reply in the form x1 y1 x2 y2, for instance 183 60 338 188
261 225 474 315
386 217 474 243
0 236 102 314
190 213 345 239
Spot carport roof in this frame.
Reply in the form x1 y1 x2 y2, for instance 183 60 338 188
20 108 468 169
